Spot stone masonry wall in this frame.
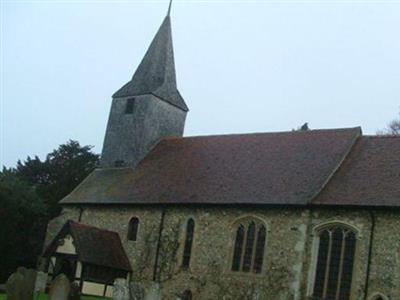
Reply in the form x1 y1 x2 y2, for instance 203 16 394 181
46 205 400 300
366 211 400 300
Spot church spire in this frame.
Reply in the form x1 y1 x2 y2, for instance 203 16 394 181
101 6 188 168
113 4 188 111
167 0 173 16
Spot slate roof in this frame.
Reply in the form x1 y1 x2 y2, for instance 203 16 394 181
113 16 188 111
43 221 132 271
57 127 400 207
314 135 400 207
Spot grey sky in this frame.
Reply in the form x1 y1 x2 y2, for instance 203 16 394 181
2 0 400 167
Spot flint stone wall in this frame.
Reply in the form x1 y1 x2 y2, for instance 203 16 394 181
46 206 400 300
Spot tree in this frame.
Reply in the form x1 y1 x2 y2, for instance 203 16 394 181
387 113 400 135
379 110 400 136
0 140 99 281
16 140 99 217
0 169 47 282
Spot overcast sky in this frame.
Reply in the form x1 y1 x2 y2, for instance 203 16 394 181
2 0 400 167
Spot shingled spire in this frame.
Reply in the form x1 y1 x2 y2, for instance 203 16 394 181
113 13 188 111
101 8 188 169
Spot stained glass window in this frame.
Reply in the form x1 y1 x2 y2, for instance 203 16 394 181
231 219 266 273
312 225 356 300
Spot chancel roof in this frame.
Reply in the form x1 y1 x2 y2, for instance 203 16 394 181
58 127 400 208
43 221 132 271
314 135 400 207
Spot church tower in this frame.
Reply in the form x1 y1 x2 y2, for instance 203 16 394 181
100 10 189 168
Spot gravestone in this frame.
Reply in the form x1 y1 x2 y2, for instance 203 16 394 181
144 283 160 300
48 274 71 300
37 257 48 272
6 267 37 300
129 282 144 300
113 278 129 300
22 268 37 300
69 282 81 300
34 271 48 293
16 267 27 276
5 272 24 300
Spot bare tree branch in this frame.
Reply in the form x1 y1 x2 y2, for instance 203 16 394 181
378 110 400 136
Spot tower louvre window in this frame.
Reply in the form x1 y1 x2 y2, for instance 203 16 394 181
312 225 356 300
182 218 195 268
114 160 125 167
125 98 135 114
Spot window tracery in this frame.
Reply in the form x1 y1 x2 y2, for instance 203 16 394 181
312 224 357 300
231 218 266 273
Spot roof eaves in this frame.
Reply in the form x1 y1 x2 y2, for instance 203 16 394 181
60 170 100 204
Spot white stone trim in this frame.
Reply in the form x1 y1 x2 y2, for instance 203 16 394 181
369 292 389 300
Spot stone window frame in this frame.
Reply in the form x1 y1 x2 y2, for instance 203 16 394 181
228 215 268 275
177 216 197 271
369 292 389 300
127 216 140 242
307 220 361 300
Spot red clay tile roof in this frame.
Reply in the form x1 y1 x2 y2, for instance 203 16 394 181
313 135 400 207
43 221 132 271
61 127 367 206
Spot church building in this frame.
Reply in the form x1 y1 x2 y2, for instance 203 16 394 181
44 6 400 300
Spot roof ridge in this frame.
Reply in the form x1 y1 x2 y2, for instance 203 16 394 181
159 126 362 141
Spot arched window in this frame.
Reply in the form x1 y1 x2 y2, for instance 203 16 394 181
312 225 357 300
182 290 192 300
182 218 195 268
127 217 139 241
231 219 266 273
369 294 388 300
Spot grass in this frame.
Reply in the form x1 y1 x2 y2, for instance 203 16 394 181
0 293 110 300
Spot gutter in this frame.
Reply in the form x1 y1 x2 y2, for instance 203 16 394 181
153 207 166 282
364 209 376 300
